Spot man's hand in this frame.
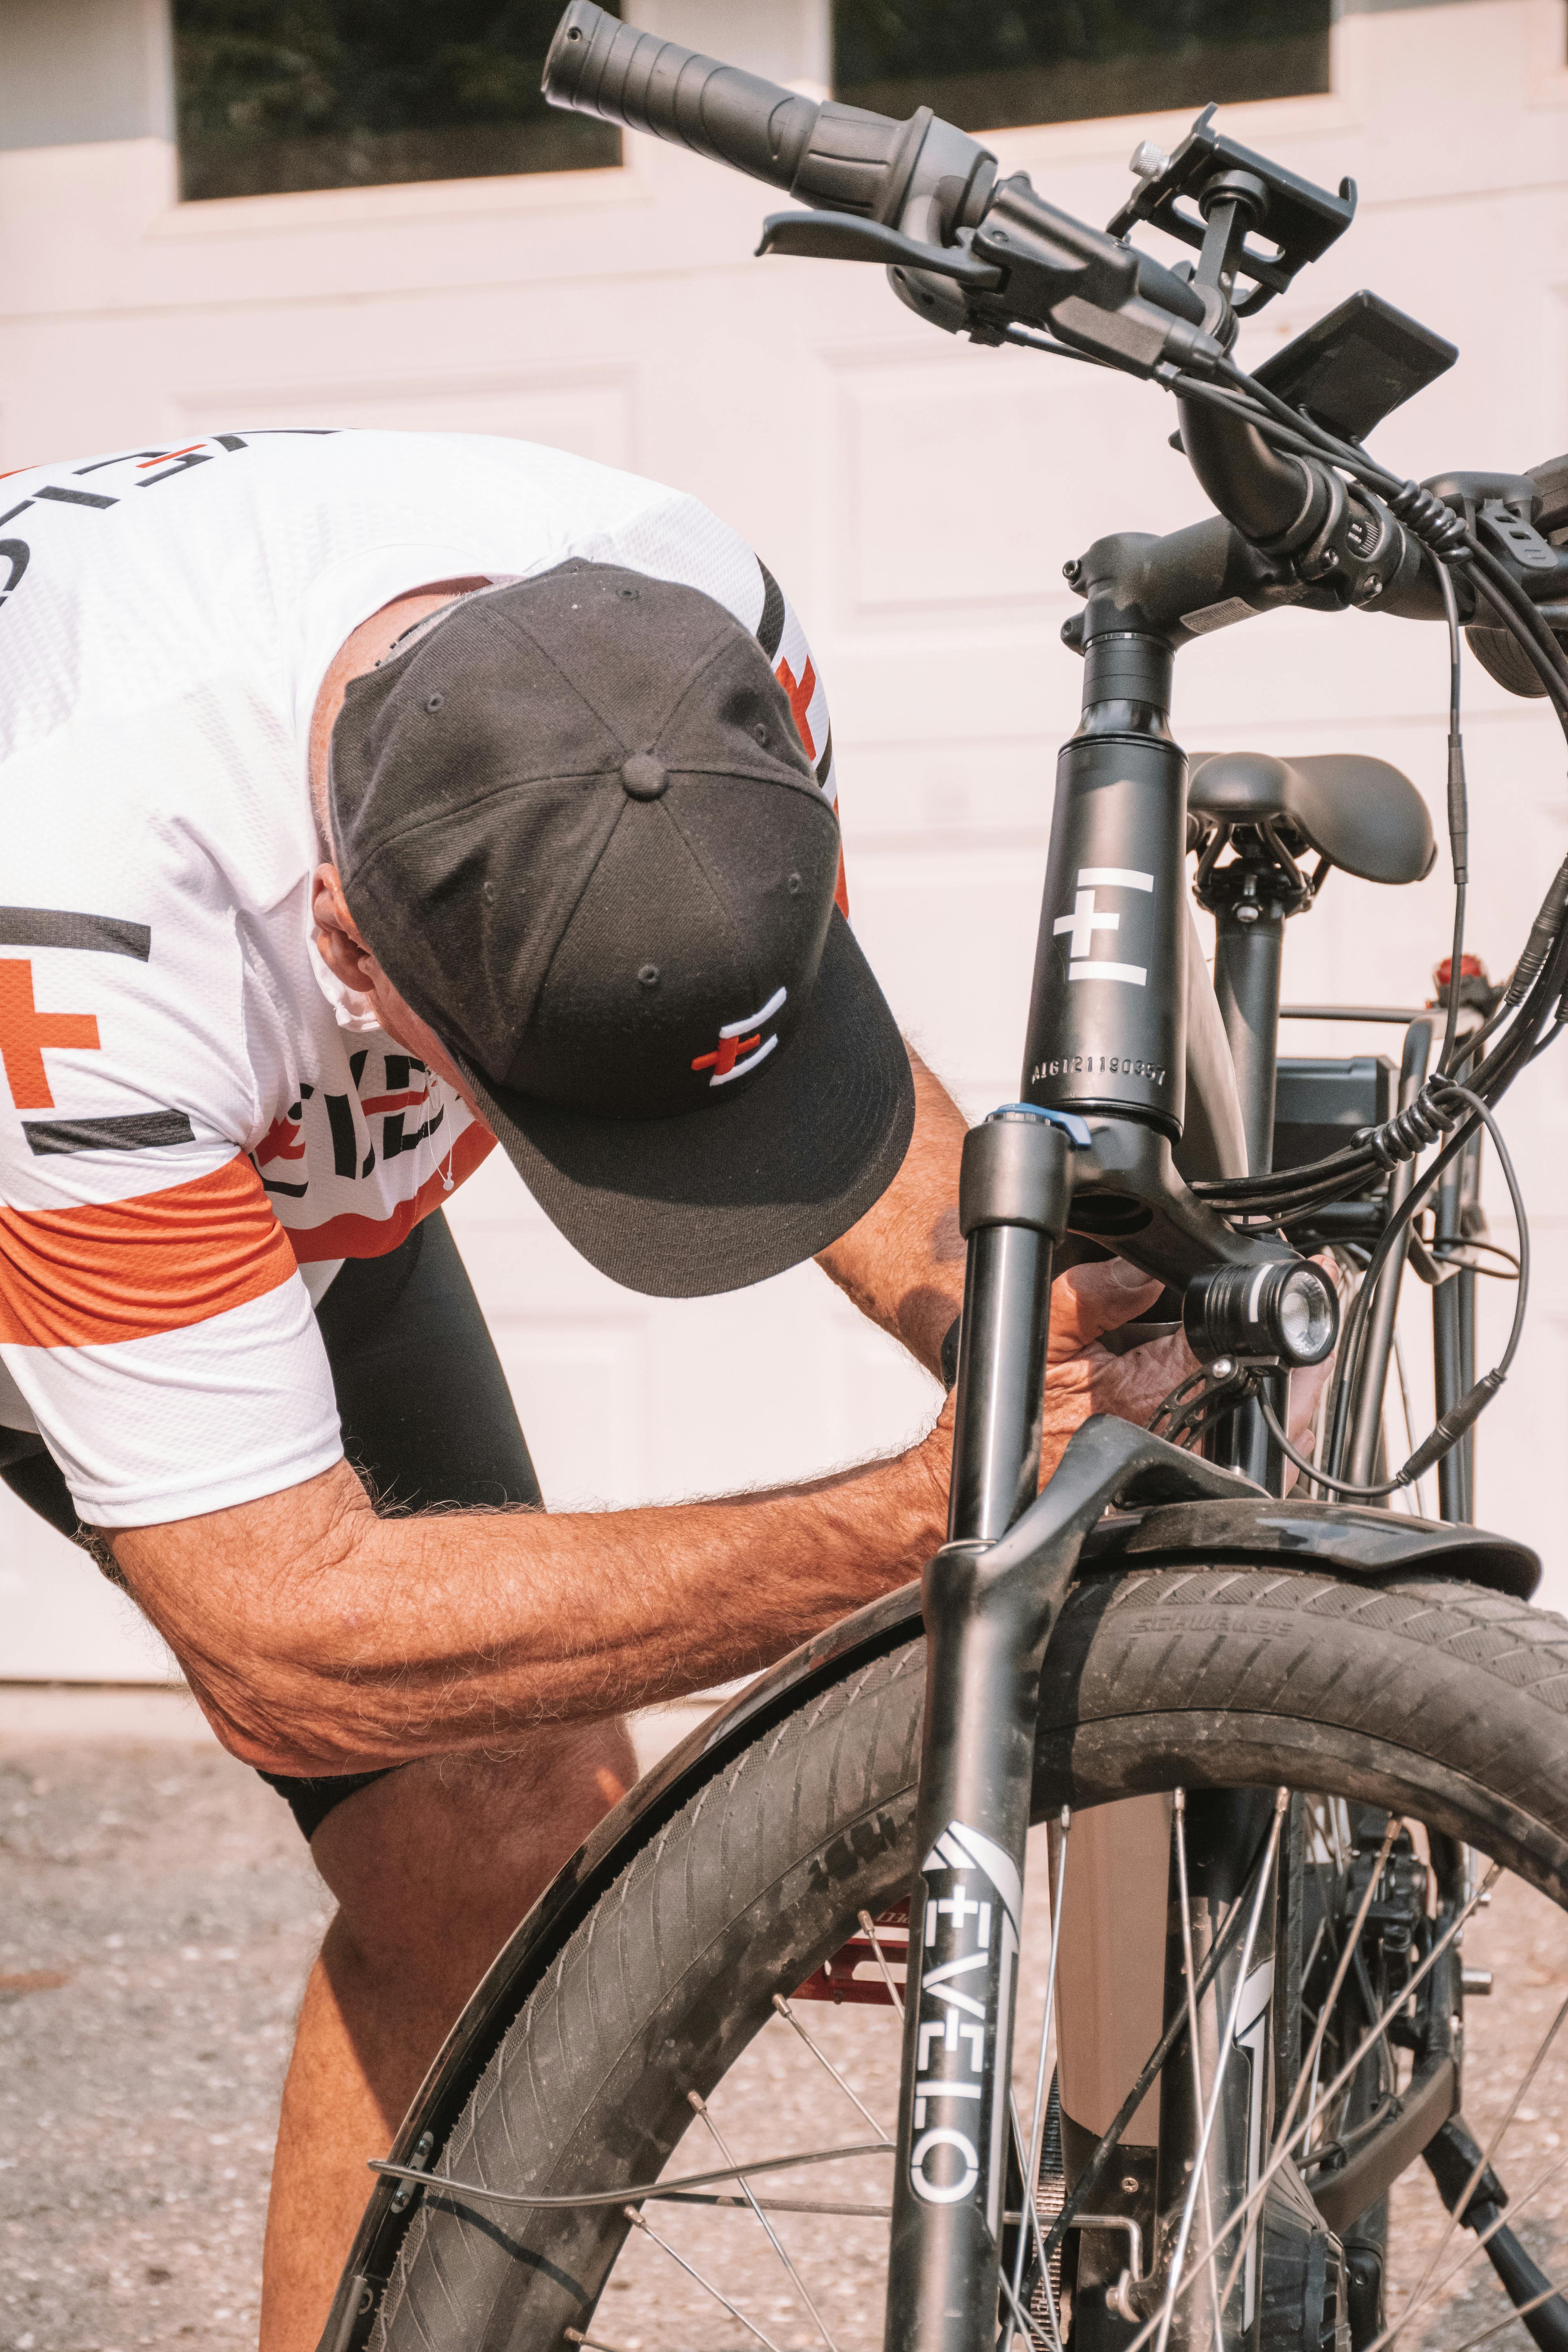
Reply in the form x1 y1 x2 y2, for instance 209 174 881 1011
820 1053 1333 1486
1037 1252 1336 1485
1041 1256 1181 1476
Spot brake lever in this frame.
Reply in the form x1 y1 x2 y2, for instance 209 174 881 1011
756 211 1003 289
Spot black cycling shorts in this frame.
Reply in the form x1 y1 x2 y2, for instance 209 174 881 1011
0 1210 541 1842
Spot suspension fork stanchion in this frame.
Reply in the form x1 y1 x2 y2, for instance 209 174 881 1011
886 1108 1079 2352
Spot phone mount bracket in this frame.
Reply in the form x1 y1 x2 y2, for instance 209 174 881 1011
1107 105 1356 316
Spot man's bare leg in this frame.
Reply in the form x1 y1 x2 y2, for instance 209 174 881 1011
259 1719 636 2352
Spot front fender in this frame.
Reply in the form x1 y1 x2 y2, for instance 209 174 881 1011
318 1492 1535 2348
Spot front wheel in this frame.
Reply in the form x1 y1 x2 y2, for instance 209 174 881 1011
364 1563 1568 2352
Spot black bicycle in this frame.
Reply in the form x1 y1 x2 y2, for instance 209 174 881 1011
318 17 1568 2352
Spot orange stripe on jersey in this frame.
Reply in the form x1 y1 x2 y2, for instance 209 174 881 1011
776 654 817 761
0 1155 297 1348
285 1123 496 1265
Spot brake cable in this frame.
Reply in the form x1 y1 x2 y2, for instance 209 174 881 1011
1261 1084 1530 1500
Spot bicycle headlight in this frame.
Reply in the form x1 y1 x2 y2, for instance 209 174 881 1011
1183 1260 1338 1369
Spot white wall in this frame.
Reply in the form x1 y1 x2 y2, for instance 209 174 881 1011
3 0 1568 1677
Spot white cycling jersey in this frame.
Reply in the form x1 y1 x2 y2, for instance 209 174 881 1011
0 428 837 1524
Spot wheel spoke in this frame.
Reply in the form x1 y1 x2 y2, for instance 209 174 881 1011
1003 1808 1071 2352
688 2090 843 2352
653 2191 893 2216
1173 1788 1227 2352
1037 1824 1269 2274
1151 1790 1289 2352
1138 1856 1504 2352
999 2256 1058 2352
1397 1980 1568 2330
1368 2146 1568 2352
1274 1817 1403 2179
1008 2091 1067 2352
368 2138 894 2209
770 1994 893 2143
1214 1849 1499 2296
1210 1814 1404 2316
857 1910 907 2018
624 2203 786 2352
1444 2273 1568 2352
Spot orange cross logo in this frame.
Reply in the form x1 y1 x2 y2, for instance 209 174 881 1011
0 960 100 1109
690 987 788 1089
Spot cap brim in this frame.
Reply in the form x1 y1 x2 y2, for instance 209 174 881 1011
455 910 915 1299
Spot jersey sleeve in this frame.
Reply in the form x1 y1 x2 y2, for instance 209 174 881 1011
0 786 341 1525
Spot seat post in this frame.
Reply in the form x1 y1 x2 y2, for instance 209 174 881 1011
1193 824 1310 1490
1212 905 1284 1175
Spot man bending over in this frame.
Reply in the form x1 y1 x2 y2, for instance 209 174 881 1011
0 426 1195 2347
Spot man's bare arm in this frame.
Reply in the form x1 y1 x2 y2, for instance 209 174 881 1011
814 1046 969 1377
109 1428 951 1780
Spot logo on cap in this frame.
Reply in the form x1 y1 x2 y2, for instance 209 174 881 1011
691 987 788 1087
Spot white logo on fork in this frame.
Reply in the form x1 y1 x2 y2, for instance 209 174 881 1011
908 1820 1022 2230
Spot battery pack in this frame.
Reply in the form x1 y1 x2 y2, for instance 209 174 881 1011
1272 1054 1397 1172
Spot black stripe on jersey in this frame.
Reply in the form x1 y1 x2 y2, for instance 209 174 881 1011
24 1109 195 1155
74 452 167 475
34 485 117 511
815 728 834 789
0 909 151 960
326 1094 359 1179
755 559 786 662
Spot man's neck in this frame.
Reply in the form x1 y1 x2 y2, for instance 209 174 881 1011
308 577 490 838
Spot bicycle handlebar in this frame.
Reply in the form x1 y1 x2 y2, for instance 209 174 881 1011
543 2 997 236
541 4 1535 654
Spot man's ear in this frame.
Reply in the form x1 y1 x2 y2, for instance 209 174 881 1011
312 863 376 991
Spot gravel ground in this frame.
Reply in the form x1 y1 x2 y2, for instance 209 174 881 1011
2 1705 1565 2352
0 1717 327 2352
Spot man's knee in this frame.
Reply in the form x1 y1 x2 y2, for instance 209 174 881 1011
307 1721 636 1984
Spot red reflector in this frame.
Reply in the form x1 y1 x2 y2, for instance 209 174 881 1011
791 1900 909 2007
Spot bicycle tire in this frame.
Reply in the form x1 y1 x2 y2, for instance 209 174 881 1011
365 1561 1568 2352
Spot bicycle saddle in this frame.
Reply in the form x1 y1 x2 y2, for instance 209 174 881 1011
1188 751 1436 885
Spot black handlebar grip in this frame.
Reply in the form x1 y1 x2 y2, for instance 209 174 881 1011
543 2 946 224
544 3 819 191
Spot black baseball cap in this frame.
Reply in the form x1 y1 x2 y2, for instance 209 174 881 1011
328 559 915 1298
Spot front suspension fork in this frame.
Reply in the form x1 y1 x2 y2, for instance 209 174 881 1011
882 1108 1269 2352
884 1105 1279 2352
885 1105 1075 2352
